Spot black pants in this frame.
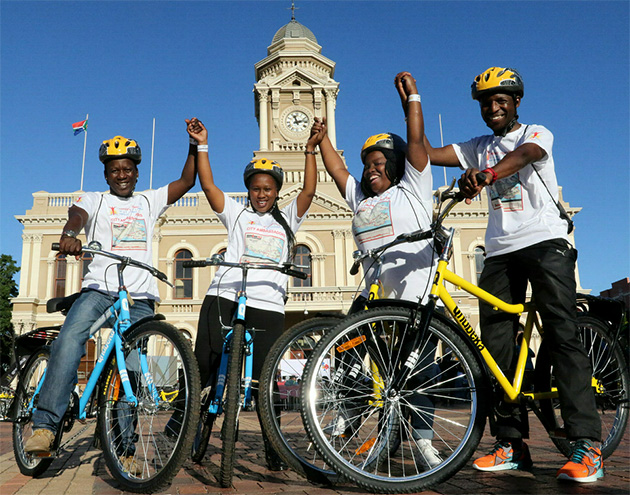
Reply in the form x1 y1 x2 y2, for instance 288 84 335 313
194 295 285 390
479 238 600 441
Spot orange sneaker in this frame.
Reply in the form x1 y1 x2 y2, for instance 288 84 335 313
556 439 603 483
473 441 533 471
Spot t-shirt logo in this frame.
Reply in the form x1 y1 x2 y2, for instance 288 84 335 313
241 225 285 264
353 195 394 243
490 173 523 212
109 204 148 251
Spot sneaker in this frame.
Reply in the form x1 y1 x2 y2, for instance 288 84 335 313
556 439 604 483
414 437 442 469
323 412 348 437
119 455 142 476
472 441 533 471
24 428 55 454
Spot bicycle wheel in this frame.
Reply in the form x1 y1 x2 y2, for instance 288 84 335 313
12 346 54 477
301 306 488 494
98 321 200 493
259 317 341 484
535 314 629 459
191 383 216 463
219 322 245 488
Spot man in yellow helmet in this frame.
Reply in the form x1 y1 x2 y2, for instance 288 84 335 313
24 122 200 472
420 67 602 483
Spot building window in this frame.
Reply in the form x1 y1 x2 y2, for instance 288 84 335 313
174 249 193 299
292 245 312 287
54 253 67 298
81 252 93 283
474 246 486 283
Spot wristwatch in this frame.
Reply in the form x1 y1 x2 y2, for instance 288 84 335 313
62 230 78 238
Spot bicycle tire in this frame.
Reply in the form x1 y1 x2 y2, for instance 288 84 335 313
259 317 341 484
98 321 201 493
219 322 245 488
301 306 488 494
535 314 629 459
12 347 54 477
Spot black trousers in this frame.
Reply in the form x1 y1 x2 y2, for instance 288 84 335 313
479 238 601 441
194 295 285 391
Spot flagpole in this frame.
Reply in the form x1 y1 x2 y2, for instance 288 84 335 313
80 113 88 191
439 113 447 186
150 118 155 189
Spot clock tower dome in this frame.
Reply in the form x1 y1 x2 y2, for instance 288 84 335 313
253 15 341 186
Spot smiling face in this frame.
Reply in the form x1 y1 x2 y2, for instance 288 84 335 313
104 158 138 198
479 93 521 135
248 173 279 213
362 150 392 195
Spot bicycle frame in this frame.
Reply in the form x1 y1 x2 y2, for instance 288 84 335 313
29 273 158 425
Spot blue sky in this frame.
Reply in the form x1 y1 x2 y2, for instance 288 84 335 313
1 0 628 294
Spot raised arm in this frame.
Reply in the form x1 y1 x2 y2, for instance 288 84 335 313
315 117 350 197
296 120 323 217
166 120 200 204
394 72 428 173
186 118 225 213
395 75 461 168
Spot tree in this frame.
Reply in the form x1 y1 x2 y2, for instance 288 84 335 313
0 255 20 373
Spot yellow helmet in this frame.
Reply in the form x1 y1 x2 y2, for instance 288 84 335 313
360 133 406 164
471 67 524 100
99 136 142 164
243 158 284 189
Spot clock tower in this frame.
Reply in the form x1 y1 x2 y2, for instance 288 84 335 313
253 15 341 187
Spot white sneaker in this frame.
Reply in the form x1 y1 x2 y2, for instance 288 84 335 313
416 438 442 469
323 413 347 437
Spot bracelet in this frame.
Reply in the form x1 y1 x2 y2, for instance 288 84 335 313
197 144 208 153
62 230 78 238
304 150 318 155
407 94 421 103
189 137 198 145
481 168 498 184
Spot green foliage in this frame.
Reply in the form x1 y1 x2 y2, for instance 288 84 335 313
0 255 20 373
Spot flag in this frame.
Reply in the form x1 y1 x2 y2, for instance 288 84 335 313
72 119 88 135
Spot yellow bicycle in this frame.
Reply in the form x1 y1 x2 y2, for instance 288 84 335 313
301 181 629 493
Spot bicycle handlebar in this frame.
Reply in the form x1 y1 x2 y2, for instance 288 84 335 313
52 241 173 287
182 257 308 280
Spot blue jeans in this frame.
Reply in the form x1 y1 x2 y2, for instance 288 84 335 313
32 289 154 433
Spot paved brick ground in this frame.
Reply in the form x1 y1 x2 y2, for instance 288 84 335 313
1 412 628 495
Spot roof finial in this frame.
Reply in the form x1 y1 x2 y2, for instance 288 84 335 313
289 0 298 21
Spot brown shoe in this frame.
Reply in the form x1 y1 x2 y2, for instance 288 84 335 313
119 455 142 476
24 429 55 454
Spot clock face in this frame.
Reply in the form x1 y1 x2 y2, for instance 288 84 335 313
286 110 309 133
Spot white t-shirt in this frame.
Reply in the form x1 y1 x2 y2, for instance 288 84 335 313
207 193 307 314
453 124 569 257
73 186 170 300
345 158 435 303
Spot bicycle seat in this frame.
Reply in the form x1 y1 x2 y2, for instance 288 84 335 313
46 293 81 314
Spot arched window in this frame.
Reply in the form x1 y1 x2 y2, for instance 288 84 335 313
292 245 312 287
81 252 93 283
54 253 67 298
174 249 193 299
474 246 486 283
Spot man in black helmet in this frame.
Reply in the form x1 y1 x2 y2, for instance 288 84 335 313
24 121 201 474
419 67 602 483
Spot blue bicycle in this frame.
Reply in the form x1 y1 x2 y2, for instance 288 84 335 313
184 253 307 488
12 241 201 493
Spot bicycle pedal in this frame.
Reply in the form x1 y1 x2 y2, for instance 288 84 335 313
33 451 55 458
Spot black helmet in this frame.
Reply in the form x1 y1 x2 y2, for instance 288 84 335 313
243 158 284 189
99 135 142 164
360 133 407 197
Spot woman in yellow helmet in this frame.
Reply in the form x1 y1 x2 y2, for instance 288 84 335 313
312 72 441 469
186 118 321 470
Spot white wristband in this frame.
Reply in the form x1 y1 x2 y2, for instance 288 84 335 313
197 144 208 153
407 94 421 103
